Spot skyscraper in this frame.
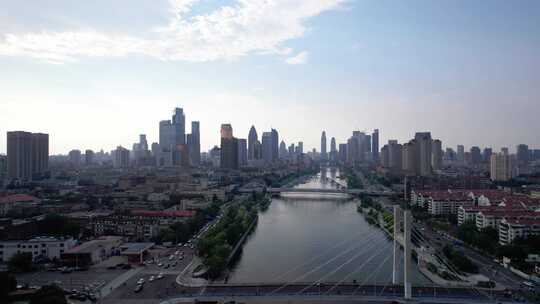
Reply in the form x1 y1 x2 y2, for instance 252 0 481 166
372 129 379 163
271 129 279 161
457 145 465 163
68 149 82 167
248 125 258 160
330 137 337 161
85 149 95 166
220 124 238 170
415 132 432 176
516 144 530 164
470 146 482 165
321 131 327 160
159 120 173 149
279 140 288 159
188 121 200 166
297 142 304 154
238 138 247 167
172 107 186 145
261 132 273 163
431 139 443 171
7 131 49 181
483 148 493 163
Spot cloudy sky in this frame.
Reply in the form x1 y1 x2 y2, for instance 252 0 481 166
1 0 539 154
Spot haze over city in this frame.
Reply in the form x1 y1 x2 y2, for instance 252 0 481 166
1 0 540 154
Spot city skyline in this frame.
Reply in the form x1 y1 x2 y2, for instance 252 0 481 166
1 0 540 154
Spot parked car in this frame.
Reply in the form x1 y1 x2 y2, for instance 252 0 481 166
134 284 143 293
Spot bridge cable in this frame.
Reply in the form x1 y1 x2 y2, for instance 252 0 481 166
295 236 390 295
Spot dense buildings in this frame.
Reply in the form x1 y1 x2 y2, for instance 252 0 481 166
7 131 49 181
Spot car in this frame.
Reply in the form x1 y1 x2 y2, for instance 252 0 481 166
179 255 184 260
107 265 117 270
175 250 180 255
137 278 145 285
149 276 155 282
183 243 188 247
164 264 170 269
134 284 143 293
169 255 174 260
172 262 177 267
158 263 163 267
157 273 164 280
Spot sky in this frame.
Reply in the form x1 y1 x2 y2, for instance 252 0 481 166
1 0 539 155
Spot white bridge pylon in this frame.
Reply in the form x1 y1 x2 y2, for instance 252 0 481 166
393 205 412 300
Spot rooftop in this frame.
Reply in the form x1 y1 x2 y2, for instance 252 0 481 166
120 242 154 255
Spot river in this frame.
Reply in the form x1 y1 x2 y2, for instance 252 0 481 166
227 167 429 285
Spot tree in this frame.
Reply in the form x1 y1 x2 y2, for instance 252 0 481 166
0 272 17 301
9 252 33 272
30 285 67 304
37 214 80 237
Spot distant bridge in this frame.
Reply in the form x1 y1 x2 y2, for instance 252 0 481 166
266 187 393 196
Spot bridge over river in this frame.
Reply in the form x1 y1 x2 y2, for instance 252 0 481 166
164 283 511 304
238 187 394 196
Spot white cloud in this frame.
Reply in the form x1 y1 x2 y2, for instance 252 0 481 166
285 50 309 65
0 0 344 63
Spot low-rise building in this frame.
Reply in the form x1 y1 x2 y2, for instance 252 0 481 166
0 194 41 216
119 242 154 264
499 218 540 245
0 237 77 262
61 236 123 266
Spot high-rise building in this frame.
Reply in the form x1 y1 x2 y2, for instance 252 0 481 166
248 125 258 160
490 152 515 181
271 129 279 161
7 131 49 181
220 124 238 170
172 107 186 145
85 150 95 166
372 129 379 163
483 148 493 163
457 145 465 163
68 150 82 167
113 146 130 168
321 131 327 160
330 137 337 161
431 139 443 171
338 144 347 163
388 140 402 172
470 146 482 165
415 132 432 176
297 142 304 154
159 120 173 149
516 144 530 164
279 140 288 159
238 138 247 167
402 141 417 175
188 121 200 166
261 132 273 163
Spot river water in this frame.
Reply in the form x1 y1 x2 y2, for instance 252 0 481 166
227 167 429 285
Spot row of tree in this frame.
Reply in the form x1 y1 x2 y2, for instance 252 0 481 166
197 194 269 278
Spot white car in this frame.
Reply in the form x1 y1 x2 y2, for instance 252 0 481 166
157 273 164 280
149 276 155 282
137 278 145 285
157 263 163 267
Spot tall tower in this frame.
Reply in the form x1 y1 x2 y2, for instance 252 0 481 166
271 129 279 161
248 125 258 160
372 129 379 163
415 132 432 176
189 121 201 165
220 124 238 170
321 131 327 160
172 107 186 145
431 139 443 171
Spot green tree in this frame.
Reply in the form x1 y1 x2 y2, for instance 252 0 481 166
0 272 17 302
9 252 33 272
30 285 67 304
37 214 80 237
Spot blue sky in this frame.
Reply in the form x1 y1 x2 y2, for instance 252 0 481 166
1 0 539 154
